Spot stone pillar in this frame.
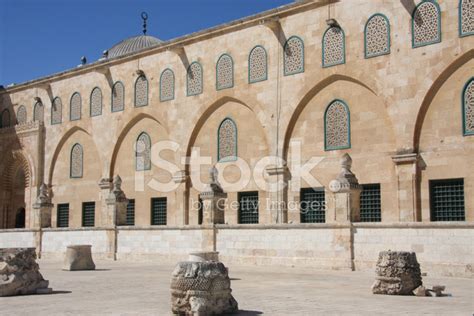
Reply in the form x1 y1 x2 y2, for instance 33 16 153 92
98 177 112 227
266 165 290 224
173 170 189 226
329 154 362 223
105 175 128 227
199 167 227 253
392 153 420 222
32 183 53 228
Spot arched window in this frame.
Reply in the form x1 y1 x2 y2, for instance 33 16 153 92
460 0 474 37
324 100 351 151
135 75 148 107
284 36 304 76
323 26 345 67
0 109 10 128
463 78 474 136
70 92 82 121
187 62 203 96
70 143 83 178
112 81 125 112
33 102 44 122
160 69 175 102
249 45 268 83
216 54 234 90
90 87 102 117
136 132 151 171
16 106 27 125
218 118 237 162
51 97 62 125
412 0 441 48
365 14 391 58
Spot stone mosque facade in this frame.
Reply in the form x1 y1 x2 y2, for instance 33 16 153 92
0 1 473 277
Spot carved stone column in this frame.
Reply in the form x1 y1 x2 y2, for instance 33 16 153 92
329 154 362 223
392 153 420 222
199 167 227 253
32 183 53 228
105 175 128 227
266 165 290 224
173 170 189 226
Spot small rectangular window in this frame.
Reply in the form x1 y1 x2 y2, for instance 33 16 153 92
429 179 465 222
151 197 167 226
57 203 69 228
360 184 382 222
126 199 135 226
300 188 326 223
82 202 95 227
238 191 259 224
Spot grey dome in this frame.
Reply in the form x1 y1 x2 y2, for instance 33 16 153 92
107 35 162 58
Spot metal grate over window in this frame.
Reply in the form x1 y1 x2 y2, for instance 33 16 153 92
429 179 465 222
151 197 167 225
300 188 326 223
360 184 382 222
57 203 69 228
82 202 95 227
238 191 259 224
126 199 135 226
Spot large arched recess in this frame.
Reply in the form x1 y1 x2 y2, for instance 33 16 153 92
184 96 270 225
282 75 399 222
109 113 175 226
49 127 102 228
415 52 474 222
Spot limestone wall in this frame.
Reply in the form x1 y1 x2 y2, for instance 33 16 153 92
0 229 36 248
41 228 110 259
353 223 474 278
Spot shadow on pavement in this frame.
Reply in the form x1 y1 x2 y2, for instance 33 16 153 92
234 310 263 315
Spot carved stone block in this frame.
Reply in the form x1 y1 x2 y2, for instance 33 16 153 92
63 245 96 271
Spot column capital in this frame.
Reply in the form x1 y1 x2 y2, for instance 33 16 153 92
391 153 419 165
173 170 189 184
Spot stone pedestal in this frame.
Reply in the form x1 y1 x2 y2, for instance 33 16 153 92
0 248 51 296
103 175 128 227
98 177 113 226
32 183 53 228
63 245 96 271
170 253 238 315
329 154 362 223
199 167 227 226
372 250 422 295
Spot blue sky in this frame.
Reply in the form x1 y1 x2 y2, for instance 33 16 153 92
0 0 293 85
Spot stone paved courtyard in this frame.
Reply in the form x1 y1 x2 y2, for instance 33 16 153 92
2 259 473 315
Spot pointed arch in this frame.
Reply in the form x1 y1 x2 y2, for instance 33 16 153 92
216 54 234 90
70 143 83 178
218 117 238 162
324 100 351 151
412 0 441 48
51 97 62 125
90 87 103 117
70 92 82 121
284 36 304 76
462 77 474 136
364 13 391 59
112 81 125 112
322 26 345 67
187 62 203 96
33 101 44 122
249 45 268 83
136 132 151 171
16 106 27 125
160 68 175 102
135 75 148 107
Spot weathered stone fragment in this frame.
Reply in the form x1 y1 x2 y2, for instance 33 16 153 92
63 245 96 271
372 250 422 295
170 254 238 315
0 248 50 296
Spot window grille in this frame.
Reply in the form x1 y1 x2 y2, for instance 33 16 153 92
151 197 167 225
429 179 465 221
57 204 69 228
82 202 95 227
300 188 326 223
360 184 382 222
126 199 135 226
238 191 259 224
